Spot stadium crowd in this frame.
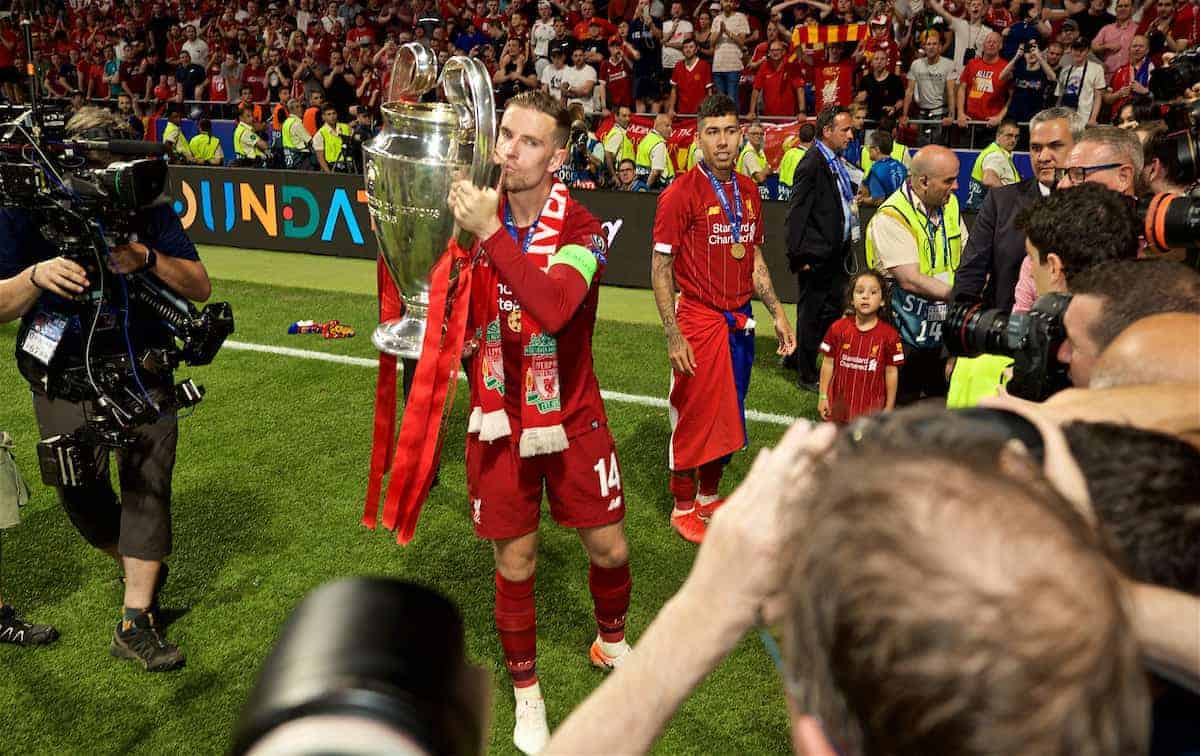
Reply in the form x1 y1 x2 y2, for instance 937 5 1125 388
3 0 1200 183
0 0 1198 750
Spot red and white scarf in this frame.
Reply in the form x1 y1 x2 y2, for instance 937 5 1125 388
467 181 570 457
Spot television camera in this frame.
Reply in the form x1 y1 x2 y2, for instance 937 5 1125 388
0 106 234 487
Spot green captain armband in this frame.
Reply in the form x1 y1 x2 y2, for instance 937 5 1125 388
549 243 600 286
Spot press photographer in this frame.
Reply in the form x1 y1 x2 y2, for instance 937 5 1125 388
0 106 225 672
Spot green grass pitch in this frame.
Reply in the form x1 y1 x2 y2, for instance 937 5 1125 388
0 246 814 755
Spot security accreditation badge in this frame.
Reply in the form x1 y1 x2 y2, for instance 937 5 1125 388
702 161 744 261
21 310 70 366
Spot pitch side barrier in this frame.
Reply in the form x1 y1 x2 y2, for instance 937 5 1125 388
169 166 981 304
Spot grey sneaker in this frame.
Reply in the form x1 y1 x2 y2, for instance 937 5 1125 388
110 612 184 671
0 605 59 646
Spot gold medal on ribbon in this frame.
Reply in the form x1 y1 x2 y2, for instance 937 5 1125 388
730 242 746 260
507 309 522 333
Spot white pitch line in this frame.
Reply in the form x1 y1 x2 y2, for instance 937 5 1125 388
224 339 801 426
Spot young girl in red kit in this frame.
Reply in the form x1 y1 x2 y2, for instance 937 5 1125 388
817 270 903 424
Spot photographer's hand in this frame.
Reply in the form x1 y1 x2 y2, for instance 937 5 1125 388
108 241 151 274
31 257 89 297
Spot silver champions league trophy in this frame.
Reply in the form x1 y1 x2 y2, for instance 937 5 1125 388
364 43 496 358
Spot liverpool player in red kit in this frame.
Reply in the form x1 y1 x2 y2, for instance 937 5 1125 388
817 270 903 424
448 90 632 755
651 94 796 543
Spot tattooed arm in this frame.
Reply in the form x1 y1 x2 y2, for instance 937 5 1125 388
652 251 696 376
752 246 796 357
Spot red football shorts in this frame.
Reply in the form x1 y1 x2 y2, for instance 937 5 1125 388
466 424 626 540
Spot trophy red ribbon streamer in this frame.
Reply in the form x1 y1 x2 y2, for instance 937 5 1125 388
363 240 474 544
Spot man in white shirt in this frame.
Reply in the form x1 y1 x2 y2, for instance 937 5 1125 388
711 0 749 99
562 47 599 114
900 31 957 145
929 0 989 72
660 1 694 72
1056 38 1107 124
539 45 571 102
181 24 208 68
531 0 557 75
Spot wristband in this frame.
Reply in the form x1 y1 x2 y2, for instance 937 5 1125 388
818 393 828 400
29 263 43 290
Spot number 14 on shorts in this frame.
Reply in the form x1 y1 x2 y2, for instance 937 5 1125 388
593 453 623 509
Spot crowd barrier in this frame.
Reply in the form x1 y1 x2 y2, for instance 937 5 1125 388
171 166 984 305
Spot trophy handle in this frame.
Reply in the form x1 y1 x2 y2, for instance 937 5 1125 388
440 55 497 191
387 42 438 103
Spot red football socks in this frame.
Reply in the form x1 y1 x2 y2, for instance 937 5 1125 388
588 562 632 643
698 460 724 498
670 472 698 512
494 571 538 688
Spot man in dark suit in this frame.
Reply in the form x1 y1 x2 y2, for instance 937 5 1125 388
950 107 1086 312
785 106 858 390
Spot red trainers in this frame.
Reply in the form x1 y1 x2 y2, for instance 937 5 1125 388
670 508 707 544
696 498 727 523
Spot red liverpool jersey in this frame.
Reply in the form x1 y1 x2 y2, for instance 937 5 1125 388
652 165 762 312
819 316 904 423
498 200 610 437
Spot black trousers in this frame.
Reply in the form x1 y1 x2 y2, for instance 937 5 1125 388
31 390 177 561
897 345 948 406
794 252 849 380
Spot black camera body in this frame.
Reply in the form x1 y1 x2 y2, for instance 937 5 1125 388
1 121 234 486
943 293 1073 402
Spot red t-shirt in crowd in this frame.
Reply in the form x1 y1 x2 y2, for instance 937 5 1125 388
753 57 803 116
573 15 618 40
651 165 763 312
984 6 1014 29
671 58 712 114
599 58 633 109
242 64 267 101
346 26 376 48
959 56 1009 120
819 316 904 424
813 58 856 110
208 63 230 102
488 200 610 436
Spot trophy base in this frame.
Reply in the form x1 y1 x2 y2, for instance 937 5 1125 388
373 297 429 359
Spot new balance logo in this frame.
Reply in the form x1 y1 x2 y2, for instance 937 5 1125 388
607 496 623 512
472 498 483 525
0 627 25 643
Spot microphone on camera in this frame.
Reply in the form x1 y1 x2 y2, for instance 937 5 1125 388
72 139 172 157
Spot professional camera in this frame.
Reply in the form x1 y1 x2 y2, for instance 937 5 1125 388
0 108 234 487
561 119 598 189
232 578 488 756
1149 47 1200 104
942 293 1073 402
1139 190 1200 257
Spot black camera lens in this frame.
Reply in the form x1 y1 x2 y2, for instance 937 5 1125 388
943 302 1015 358
232 578 484 756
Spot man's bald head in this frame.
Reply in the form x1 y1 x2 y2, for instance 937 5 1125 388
910 145 956 178
1090 313 1200 388
909 146 960 208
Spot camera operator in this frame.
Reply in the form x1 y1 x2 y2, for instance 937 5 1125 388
0 106 211 672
